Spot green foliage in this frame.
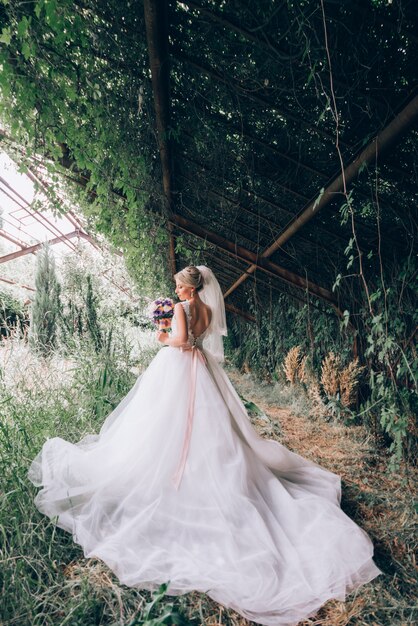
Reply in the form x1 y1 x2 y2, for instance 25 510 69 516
85 273 103 353
127 583 189 626
0 317 191 626
29 244 61 356
0 336 136 624
360 267 418 470
226 289 347 378
0 0 171 295
77 328 135 421
227 230 417 470
335 198 418 469
0 289 27 336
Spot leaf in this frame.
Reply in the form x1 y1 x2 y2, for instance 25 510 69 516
332 273 342 292
243 399 267 419
358 161 368 175
344 237 354 255
342 310 350 329
17 17 30 39
45 0 60 29
0 27 12 46
313 187 325 210
66 85 77 102
306 62 317 87
21 42 32 60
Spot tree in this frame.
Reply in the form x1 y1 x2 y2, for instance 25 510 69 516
30 244 61 356
85 274 103 353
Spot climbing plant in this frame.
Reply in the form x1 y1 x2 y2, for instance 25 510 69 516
0 0 171 294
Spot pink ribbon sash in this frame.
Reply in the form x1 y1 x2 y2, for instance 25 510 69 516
172 345 207 490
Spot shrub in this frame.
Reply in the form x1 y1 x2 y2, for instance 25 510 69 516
29 244 61 356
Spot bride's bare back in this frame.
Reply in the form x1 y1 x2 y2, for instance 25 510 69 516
188 301 212 338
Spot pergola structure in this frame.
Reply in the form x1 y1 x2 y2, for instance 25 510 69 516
0 155 139 301
141 0 418 320
0 156 91 273
1 1 417 322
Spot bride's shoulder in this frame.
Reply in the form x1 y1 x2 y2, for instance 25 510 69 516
176 301 189 317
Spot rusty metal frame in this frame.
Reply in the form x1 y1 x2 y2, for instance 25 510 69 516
0 230 89 264
223 94 418 299
143 0 177 275
170 212 338 307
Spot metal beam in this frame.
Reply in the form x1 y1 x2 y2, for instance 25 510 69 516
180 152 309 202
182 123 329 181
0 229 29 250
24 167 102 255
224 94 418 299
170 213 337 306
225 302 255 322
179 172 348 251
173 55 343 146
181 120 400 219
179 152 409 253
0 230 85 264
0 276 35 292
143 0 176 275
180 0 391 110
0 176 78 253
266 94 418 256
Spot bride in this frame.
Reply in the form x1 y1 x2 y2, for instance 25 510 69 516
28 265 381 626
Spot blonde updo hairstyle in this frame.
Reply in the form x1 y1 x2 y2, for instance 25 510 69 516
174 266 203 291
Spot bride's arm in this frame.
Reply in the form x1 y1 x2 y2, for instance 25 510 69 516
157 302 188 347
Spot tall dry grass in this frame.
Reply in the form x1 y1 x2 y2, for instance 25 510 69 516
320 352 341 398
282 346 302 384
282 346 365 418
340 358 364 407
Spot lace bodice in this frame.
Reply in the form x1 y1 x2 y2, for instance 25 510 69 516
171 300 209 350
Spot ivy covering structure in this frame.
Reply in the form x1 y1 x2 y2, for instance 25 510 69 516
0 0 417 466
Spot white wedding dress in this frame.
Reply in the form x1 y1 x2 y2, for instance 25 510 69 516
29 300 381 626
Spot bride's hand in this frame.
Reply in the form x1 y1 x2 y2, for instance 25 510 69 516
156 331 168 344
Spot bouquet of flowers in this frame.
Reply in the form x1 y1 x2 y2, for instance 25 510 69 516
148 297 175 332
